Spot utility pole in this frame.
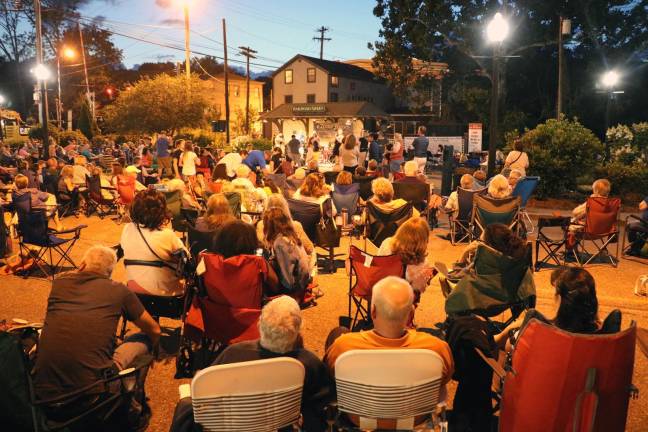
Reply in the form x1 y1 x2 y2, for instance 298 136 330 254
78 22 93 121
556 16 571 119
34 0 49 159
313 26 331 60
183 2 191 83
238 46 257 135
487 44 501 178
222 19 231 144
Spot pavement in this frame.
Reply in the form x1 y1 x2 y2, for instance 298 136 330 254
1 209 647 432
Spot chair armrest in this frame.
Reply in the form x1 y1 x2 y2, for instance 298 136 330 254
53 224 88 235
101 185 117 191
627 214 648 225
474 347 507 379
178 383 191 399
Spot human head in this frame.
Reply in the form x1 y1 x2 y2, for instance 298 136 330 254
508 169 523 187
473 170 486 182
300 173 327 198
488 174 510 198
371 177 394 203
204 193 234 229
344 134 357 150
60 165 74 179
80 245 118 277
552 267 599 333
307 159 319 172
404 160 418 177
391 217 430 265
336 170 353 185
513 139 524 152
265 193 291 217
483 223 527 260
291 134 295 139
111 163 123 176
74 155 86 166
293 168 306 180
418 126 427 136
46 158 57 170
258 296 302 353
592 179 611 197
459 174 474 190
213 220 259 257
394 133 403 144
14 174 29 189
355 166 367 176
367 159 378 171
371 276 415 331
263 207 300 245
184 142 193 152
236 164 251 179
130 189 170 230
166 178 187 193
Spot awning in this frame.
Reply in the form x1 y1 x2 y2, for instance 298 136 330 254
260 102 389 120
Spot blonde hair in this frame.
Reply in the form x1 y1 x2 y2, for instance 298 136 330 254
14 174 29 189
592 179 611 197
460 174 474 189
236 164 251 179
404 161 418 176
204 193 235 230
391 218 430 265
344 134 357 150
488 174 510 199
371 177 394 203
300 173 327 198
60 165 74 179
336 170 353 185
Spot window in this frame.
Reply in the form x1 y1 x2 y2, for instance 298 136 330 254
306 94 316 103
350 81 356 91
330 92 338 102
284 95 293 104
285 69 293 84
330 75 339 87
307 68 316 83
233 85 240 97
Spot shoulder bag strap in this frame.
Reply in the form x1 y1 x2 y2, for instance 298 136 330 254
127 224 176 271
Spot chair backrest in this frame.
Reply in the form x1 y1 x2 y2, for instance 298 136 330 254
349 245 404 299
11 191 32 215
353 175 375 201
332 189 359 216
212 163 229 180
86 174 102 200
335 349 445 429
500 319 636 432
511 176 540 208
196 253 267 343
187 225 215 257
583 197 620 237
456 187 480 222
163 190 185 232
192 358 305 432
393 181 428 210
16 208 49 247
365 201 413 247
223 191 242 219
41 172 59 195
115 175 136 205
472 194 521 230
287 198 321 241
286 178 304 195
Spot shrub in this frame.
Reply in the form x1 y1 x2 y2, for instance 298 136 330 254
512 116 604 198
231 135 272 152
28 123 61 141
58 130 89 147
594 161 648 203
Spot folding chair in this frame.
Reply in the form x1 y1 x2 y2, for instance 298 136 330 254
187 225 216 258
393 181 429 215
332 183 360 217
164 190 189 234
342 245 404 330
621 214 648 260
534 216 571 271
497 318 637 432
569 197 621 267
286 178 304 196
334 349 448 431
264 173 288 196
353 175 375 201
472 194 521 240
323 170 338 185
364 201 413 248
15 197 86 280
41 172 59 195
223 191 242 219
85 174 117 218
185 358 304 432
511 176 540 235
448 188 481 245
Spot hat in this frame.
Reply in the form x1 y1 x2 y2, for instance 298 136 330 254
125 165 141 174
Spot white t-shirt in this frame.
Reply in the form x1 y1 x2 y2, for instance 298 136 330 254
120 223 186 296
378 236 431 293
181 151 199 176
505 151 529 176
339 146 360 167
218 152 243 177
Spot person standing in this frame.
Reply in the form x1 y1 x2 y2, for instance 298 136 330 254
180 141 200 183
339 134 360 173
504 139 529 177
388 133 405 175
412 126 429 175
358 132 369 168
156 130 172 177
287 134 302 167
368 132 381 163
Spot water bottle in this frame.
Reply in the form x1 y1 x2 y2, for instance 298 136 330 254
341 208 348 227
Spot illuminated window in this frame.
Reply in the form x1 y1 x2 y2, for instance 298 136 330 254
307 68 316 83
307 94 316 103
330 75 339 87
285 69 293 84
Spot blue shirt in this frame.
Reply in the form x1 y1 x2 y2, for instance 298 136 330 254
368 140 381 162
243 150 267 171
412 136 429 158
156 137 170 157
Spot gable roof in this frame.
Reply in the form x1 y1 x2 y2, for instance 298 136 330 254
273 54 379 83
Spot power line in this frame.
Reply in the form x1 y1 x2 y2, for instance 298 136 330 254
313 26 331 60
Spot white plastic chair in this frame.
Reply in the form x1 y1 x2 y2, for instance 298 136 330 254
334 349 447 431
186 357 305 432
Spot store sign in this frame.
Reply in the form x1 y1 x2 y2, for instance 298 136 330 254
292 104 327 115
468 123 483 152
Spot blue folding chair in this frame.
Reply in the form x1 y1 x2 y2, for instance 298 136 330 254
512 176 540 234
332 183 360 216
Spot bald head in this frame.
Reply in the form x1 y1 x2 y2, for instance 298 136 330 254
371 277 415 327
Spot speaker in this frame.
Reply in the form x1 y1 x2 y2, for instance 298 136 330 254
211 120 227 132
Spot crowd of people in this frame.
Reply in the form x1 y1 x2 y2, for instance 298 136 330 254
0 128 644 431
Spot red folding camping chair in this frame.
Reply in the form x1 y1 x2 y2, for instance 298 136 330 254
569 197 621 267
341 245 405 330
497 318 637 432
185 253 269 345
115 174 136 224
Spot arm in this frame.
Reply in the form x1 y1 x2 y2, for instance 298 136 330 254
133 310 161 348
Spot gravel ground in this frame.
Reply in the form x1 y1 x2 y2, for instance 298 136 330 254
1 212 647 432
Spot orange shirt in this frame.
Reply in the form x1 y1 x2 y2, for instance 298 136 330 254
324 329 454 384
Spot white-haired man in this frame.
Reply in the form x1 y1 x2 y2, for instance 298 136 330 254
324 276 453 383
33 246 160 402
170 296 331 431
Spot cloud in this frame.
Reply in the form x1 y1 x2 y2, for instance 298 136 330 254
156 0 172 8
160 18 183 26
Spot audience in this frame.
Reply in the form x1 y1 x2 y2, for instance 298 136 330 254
487 174 511 199
571 178 611 228
339 134 360 173
368 177 419 217
508 169 523 189
257 194 314 259
504 139 529 177
13 173 62 229
293 173 333 209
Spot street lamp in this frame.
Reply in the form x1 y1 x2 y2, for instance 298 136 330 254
32 63 51 157
601 70 622 156
57 46 76 129
486 12 509 177
601 70 620 89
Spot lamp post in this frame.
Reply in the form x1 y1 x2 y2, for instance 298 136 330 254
32 64 51 159
56 46 76 130
0 94 5 140
601 70 621 158
486 12 509 178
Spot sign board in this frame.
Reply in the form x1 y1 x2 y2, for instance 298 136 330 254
292 104 327 115
313 120 338 142
404 136 464 152
468 123 483 152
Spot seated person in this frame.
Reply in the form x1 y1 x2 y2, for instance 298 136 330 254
293 173 333 210
366 159 381 177
508 169 523 189
257 194 315 259
17 159 39 189
57 165 81 209
228 164 266 212
12 174 62 229
306 159 319 175
170 296 330 432
324 276 453 381
472 169 486 188
33 246 160 406
626 195 648 256
134 156 158 186
120 189 187 296
367 177 419 217
396 160 427 184
445 174 476 217
124 165 147 191
487 174 511 199
332 170 355 193
72 155 91 186
570 178 611 230
166 178 201 210
194 193 235 232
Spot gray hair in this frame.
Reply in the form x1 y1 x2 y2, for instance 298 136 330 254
258 296 302 353
460 174 474 189
265 194 291 218
81 245 117 276
488 174 511 199
404 160 418 176
371 276 414 323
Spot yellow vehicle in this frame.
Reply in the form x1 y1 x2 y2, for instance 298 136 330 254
0 109 30 144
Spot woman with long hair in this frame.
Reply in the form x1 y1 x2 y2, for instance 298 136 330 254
293 172 332 208
180 141 200 183
339 134 359 173
195 193 235 232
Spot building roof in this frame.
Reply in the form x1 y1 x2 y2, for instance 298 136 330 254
273 54 379 83
260 101 389 120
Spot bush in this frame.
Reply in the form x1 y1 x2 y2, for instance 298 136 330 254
28 123 61 142
231 135 273 152
58 130 89 147
512 116 604 198
594 161 648 203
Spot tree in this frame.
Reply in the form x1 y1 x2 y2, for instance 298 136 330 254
77 98 97 140
103 74 208 134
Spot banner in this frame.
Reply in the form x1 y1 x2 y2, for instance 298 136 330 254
468 123 483 152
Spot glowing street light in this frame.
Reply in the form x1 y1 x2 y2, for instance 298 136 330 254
487 12 509 43
57 46 77 129
32 63 51 81
62 46 76 59
601 70 620 89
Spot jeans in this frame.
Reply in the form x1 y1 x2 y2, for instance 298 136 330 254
113 333 153 371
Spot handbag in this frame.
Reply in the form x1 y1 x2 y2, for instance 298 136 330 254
315 198 340 247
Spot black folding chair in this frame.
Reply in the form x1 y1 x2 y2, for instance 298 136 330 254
353 175 375 201
187 225 216 257
223 191 242 219
323 171 338 185
393 180 429 216
622 214 648 260
15 195 86 280
85 174 118 218
364 201 413 248
264 173 288 196
534 216 571 271
447 188 482 245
